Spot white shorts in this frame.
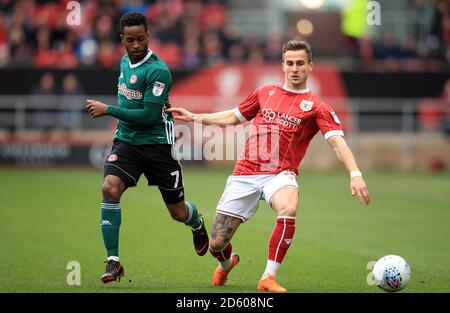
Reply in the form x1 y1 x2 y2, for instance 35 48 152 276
216 170 299 222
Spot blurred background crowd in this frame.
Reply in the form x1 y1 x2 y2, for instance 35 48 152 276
0 0 448 171
0 0 449 71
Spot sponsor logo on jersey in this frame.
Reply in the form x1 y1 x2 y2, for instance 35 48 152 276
117 83 143 100
129 74 138 84
152 81 165 96
330 111 341 124
107 154 117 162
261 108 302 129
262 108 277 123
300 99 314 111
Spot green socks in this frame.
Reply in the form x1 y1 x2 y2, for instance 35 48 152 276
184 201 202 229
101 200 121 257
101 200 200 257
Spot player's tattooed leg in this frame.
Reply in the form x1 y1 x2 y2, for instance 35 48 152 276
210 213 241 250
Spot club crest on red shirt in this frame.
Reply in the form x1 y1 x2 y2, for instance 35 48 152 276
300 99 314 111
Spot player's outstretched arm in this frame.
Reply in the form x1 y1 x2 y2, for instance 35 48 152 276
166 108 242 126
86 99 162 126
327 135 371 206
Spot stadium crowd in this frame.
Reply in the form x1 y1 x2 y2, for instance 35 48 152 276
361 0 450 72
0 0 448 71
0 0 277 70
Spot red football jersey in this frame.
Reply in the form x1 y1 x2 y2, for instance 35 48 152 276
232 85 344 175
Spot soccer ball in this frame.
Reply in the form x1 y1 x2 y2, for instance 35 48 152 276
372 255 411 292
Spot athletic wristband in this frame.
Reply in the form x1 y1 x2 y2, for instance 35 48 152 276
350 171 362 178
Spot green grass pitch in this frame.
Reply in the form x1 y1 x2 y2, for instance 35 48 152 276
0 167 449 293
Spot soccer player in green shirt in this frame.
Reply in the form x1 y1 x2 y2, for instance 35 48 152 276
86 12 209 284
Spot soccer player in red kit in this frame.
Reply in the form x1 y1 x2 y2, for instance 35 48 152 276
167 40 371 292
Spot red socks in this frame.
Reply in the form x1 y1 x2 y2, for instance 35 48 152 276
268 217 296 263
209 242 232 262
209 216 295 274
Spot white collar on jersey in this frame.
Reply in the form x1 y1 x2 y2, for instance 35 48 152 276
129 49 153 68
282 84 310 94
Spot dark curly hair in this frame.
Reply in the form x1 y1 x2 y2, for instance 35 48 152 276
120 12 148 33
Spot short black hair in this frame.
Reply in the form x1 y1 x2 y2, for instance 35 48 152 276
120 12 148 33
282 40 313 63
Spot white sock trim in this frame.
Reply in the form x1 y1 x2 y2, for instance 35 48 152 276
107 256 120 262
185 202 193 223
262 260 280 279
276 216 296 220
219 258 232 271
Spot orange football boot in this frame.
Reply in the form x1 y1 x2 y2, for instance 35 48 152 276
212 254 240 286
257 274 287 292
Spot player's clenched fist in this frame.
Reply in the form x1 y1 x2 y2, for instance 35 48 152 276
86 99 108 118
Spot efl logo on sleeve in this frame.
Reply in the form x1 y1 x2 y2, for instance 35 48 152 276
153 81 166 96
330 111 341 124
